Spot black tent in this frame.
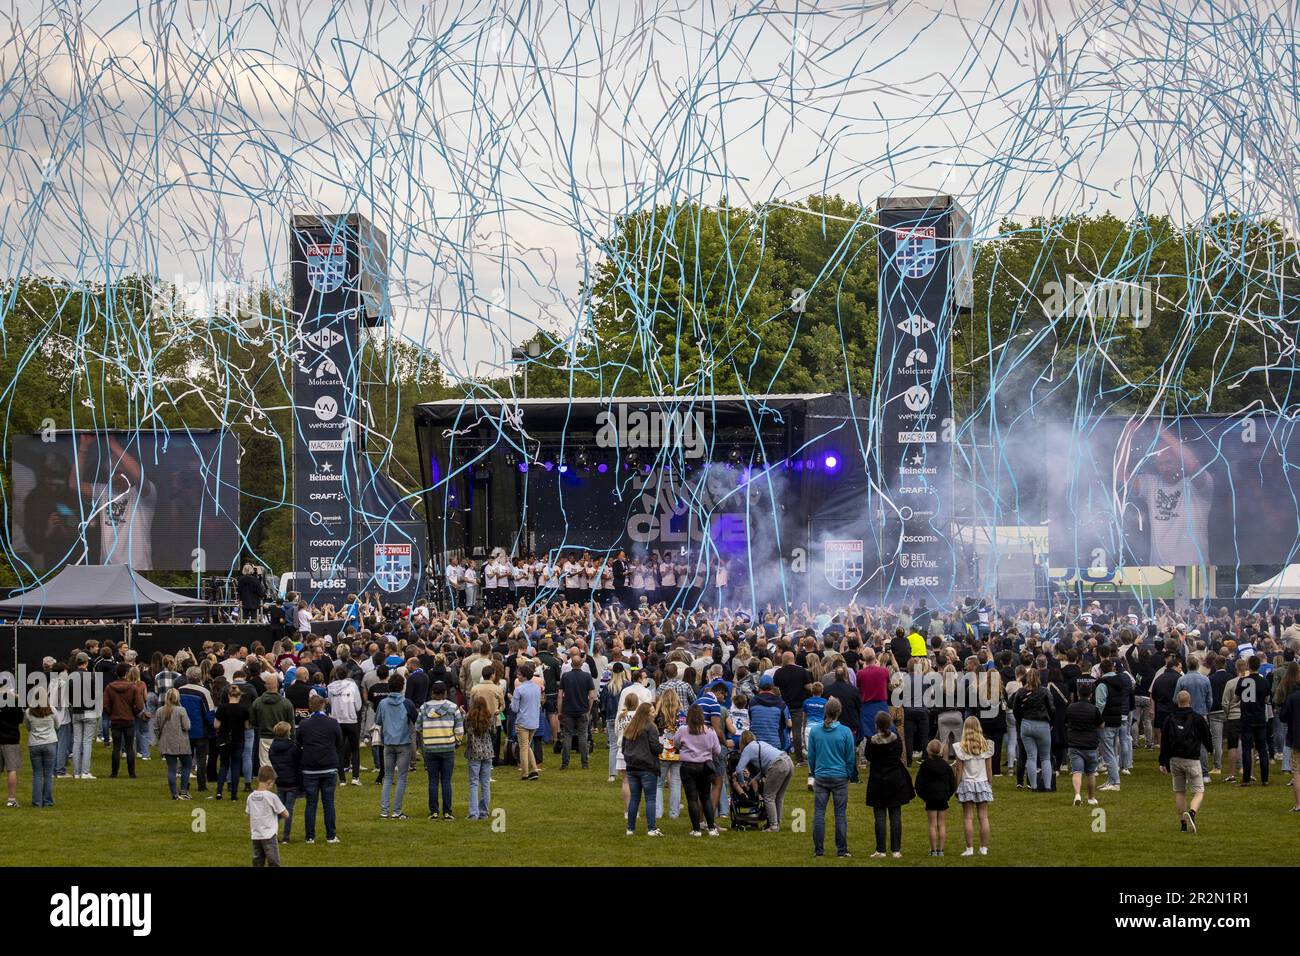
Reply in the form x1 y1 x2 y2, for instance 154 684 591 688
0 565 209 621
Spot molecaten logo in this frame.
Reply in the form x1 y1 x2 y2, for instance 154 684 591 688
50 886 151 936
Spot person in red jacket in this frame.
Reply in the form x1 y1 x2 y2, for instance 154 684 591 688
103 663 145 779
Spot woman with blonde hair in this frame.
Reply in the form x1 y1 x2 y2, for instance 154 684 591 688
655 687 685 819
150 688 193 799
601 663 629 782
935 663 964 757
613 694 640 808
953 715 994 855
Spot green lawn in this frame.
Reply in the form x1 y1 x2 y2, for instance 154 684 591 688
5 730 1297 866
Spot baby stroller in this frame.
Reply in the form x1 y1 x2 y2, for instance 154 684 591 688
726 746 768 831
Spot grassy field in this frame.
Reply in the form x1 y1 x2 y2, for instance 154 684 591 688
5 728 1298 866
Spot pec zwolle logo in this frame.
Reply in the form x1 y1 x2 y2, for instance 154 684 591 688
306 242 346 293
824 539 864 590
894 227 936 278
375 543 412 592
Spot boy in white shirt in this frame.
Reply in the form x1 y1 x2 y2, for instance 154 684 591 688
247 766 289 867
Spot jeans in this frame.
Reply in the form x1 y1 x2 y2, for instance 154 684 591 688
791 710 806 763
217 740 244 797
381 745 411 815
1241 723 1270 784
110 725 136 777
1208 713 1225 770
468 757 492 819
72 718 95 775
1134 697 1154 743
873 805 902 853
656 761 682 819
1006 715 1018 767
680 760 716 831
242 728 255 783
1020 719 1053 791
761 755 794 831
626 769 659 832
55 722 72 774
1119 717 1133 770
560 712 590 768
164 754 193 797
606 719 619 777
135 713 153 757
423 750 455 814
302 772 337 840
29 743 55 806
280 788 302 840
1102 725 1123 785
813 777 849 855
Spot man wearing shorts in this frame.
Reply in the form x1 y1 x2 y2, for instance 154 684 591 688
1159 690 1213 834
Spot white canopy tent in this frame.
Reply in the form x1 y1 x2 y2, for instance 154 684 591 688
1241 566 1300 599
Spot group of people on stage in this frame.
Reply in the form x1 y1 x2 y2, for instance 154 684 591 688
443 549 735 612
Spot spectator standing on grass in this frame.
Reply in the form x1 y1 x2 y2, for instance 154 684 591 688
557 653 596 770
621 701 664 836
1159 690 1213 834
68 654 99 780
1277 667 1300 812
464 695 496 820
953 716 994 857
213 685 249 801
1237 656 1271 788
24 687 58 808
864 709 914 859
247 765 288 867
150 689 192 800
914 739 956 857
267 722 302 843
1065 681 1103 807
806 696 854 858
297 694 342 844
250 674 293 767
375 673 418 821
673 703 722 837
418 681 464 820
511 663 541 781
327 667 363 787
104 662 145 779
178 669 215 791
1 682 21 807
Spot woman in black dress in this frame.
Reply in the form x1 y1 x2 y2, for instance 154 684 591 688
864 709 915 858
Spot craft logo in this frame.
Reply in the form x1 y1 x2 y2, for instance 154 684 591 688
49 886 151 936
375 543 413 592
306 242 346 293
896 314 935 336
823 539 864 591
902 384 930 411
895 226 936 278
595 406 705 459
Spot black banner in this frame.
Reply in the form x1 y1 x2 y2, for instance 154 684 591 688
11 625 128 673
130 624 276 661
870 195 959 604
290 215 366 606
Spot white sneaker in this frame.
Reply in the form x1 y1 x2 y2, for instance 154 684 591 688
960 847 975 856
1121 769 1131 776
1098 783 1120 792
608 776 616 783
646 829 664 837
979 846 988 855
82 773 96 780
1073 795 1082 806
891 851 902 859
707 827 721 837
349 779 361 787
327 836 342 844
1087 797 1099 805
625 829 635 836
688 830 702 837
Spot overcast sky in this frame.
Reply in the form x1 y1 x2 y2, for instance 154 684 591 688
0 0 1294 379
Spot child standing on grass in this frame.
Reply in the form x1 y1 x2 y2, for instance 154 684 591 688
247 765 288 867
802 683 827 790
914 739 956 856
953 716 994 857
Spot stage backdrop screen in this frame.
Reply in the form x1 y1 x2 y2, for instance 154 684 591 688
10 431 240 573
1047 414 1300 567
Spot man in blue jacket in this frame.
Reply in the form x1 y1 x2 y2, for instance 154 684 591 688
178 669 215 792
375 673 419 819
297 695 343 843
748 675 792 752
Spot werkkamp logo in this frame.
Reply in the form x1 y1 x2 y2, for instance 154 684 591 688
902 384 930 411
313 396 338 421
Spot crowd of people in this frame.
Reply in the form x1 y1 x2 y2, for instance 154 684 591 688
3 583 1300 864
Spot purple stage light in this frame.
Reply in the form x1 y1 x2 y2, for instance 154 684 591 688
558 464 569 473
543 460 554 472
596 463 608 474
517 462 529 473
823 453 840 472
